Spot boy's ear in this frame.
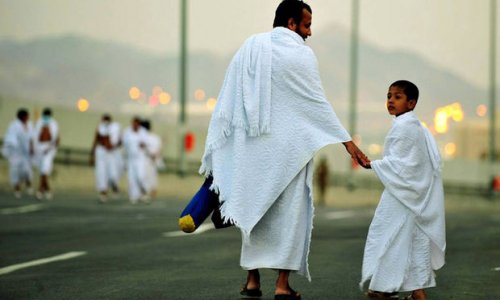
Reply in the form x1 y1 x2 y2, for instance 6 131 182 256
287 17 297 31
408 99 417 110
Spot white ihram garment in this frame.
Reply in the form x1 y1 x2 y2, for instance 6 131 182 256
200 27 350 280
144 132 162 193
123 127 149 203
2 119 34 186
360 111 446 292
95 122 122 192
34 118 59 175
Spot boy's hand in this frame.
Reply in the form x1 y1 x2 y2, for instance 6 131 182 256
343 141 371 168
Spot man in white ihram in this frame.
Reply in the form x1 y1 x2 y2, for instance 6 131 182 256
199 1 369 299
122 117 150 204
90 114 123 202
2 108 35 198
34 107 59 200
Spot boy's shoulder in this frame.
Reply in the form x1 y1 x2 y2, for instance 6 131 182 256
390 113 425 139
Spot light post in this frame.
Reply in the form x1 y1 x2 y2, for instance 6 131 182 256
488 0 498 196
178 0 188 176
347 0 360 190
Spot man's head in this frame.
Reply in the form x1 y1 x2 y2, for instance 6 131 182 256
132 116 142 131
141 119 151 131
273 0 312 40
17 108 29 123
386 80 419 117
102 113 112 123
42 108 52 117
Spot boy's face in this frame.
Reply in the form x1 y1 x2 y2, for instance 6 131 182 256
386 86 416 117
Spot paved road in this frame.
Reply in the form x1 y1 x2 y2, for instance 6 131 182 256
0 189 498 299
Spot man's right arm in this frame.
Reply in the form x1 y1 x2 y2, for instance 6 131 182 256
343 141 370 168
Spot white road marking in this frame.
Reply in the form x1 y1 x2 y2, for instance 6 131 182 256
0 204 45 215
325 211 357 220
163 223 215 237
493 267 500 271
0 251 87 276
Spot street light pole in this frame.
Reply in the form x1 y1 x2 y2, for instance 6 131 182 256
488 0 498 195
178 0 188 176
489 0 497 165
347 0 360 190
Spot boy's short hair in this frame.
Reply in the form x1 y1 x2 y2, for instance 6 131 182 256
390 80 419 102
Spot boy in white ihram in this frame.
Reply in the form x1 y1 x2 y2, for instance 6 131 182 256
360 80 446 300
34 108 59 200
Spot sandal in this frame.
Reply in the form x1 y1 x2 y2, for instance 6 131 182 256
275 287 301 300
240 285 262 299
366 290 399 299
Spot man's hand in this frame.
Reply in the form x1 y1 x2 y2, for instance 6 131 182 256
343 141 371 169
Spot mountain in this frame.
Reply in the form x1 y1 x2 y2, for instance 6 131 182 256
0 26 488 142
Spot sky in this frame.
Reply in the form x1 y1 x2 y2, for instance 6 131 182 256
0 0 498 89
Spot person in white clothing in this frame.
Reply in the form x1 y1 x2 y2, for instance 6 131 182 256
198 1 369 299
34 108 59 200
360 80 446 300
90 114 123 202
141 119 163 199
2 108 35 198
122 117 149 204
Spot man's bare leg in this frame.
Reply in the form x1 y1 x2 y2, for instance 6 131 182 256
275 270 300 296
246 269 260 289
409 289 427 300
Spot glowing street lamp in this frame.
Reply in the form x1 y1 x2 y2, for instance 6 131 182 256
129 87 141 100
77 98 89 112
206 97 217 111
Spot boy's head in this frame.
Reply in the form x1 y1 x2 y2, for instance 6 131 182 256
387 80 419 117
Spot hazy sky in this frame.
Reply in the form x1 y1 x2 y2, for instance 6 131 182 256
0 0 498 89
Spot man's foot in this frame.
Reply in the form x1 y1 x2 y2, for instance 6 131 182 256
98 194 108 203
14 191 22 199
403 289 426 300
44 192 53 200
36 191 44 200
26 187 34 196
274 287 301 300
367 290 399 299
139 194 151 204
240 285 262 299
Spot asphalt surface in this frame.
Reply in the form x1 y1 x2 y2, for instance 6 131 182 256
0 188 499 300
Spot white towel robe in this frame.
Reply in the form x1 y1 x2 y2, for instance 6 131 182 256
122 127 149 202
34 118 59 175
2 119 34 186
95 122 122 192
200 28 351 280
361 111 446 292
143 132 162 193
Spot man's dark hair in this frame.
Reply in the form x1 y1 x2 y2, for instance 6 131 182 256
42 107 52 116
17 108 29 120
141 119 151 131
102 113 112 122
390 80 419 102
273 0 312 28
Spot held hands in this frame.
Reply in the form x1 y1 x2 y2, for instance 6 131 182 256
343 141 371 169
